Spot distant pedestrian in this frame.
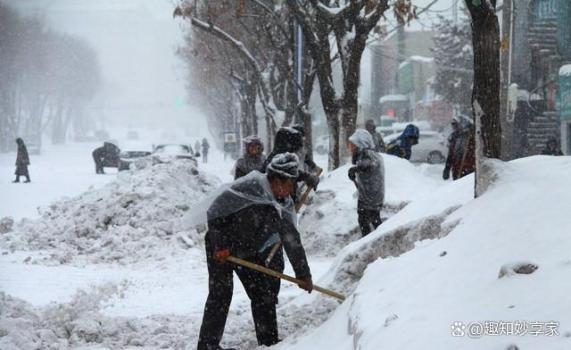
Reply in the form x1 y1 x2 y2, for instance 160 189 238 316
13 138 31 183
443 116 475 180
347 129 385 237
365 119 386 153
234 135 266 180
202 138 210 164
541 137 564 156
386 124 419 160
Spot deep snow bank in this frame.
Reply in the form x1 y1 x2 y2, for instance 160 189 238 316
280 156 571 350
299 155 443 256
0 161 220 265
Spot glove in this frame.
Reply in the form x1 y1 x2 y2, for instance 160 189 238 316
304 174 320 190
297 276 313 293
213 249 231 263
348 167 357 182
442 167 450 180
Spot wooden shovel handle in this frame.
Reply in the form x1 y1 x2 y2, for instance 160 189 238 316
227 256 345 301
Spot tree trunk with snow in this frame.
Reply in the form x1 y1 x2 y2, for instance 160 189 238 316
465 0 502 159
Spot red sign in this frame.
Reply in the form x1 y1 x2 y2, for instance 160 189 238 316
387 109 396 117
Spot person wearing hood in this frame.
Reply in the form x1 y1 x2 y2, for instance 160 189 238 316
541 137 564 156
443 116 475 180
386 124 419 160
13 138 31 183
365 119 386 153
234 135 266 180
348 129 385 237
197 153 313 350
262 127 320 194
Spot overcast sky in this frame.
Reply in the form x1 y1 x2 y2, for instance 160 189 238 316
10 0 207 136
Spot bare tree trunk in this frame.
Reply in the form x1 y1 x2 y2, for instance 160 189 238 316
466 1 501 159
325 111 341 170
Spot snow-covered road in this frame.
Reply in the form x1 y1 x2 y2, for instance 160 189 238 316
1 140 458 350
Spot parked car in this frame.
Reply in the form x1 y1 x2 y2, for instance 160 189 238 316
118 149 152 171
384 130 447 164
151 144 197 165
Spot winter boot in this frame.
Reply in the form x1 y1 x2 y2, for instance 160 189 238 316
24 176 31 183
12 176 19 183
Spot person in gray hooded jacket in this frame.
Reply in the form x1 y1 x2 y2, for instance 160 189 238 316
348 129 385 237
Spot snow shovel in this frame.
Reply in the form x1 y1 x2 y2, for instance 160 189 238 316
265 168 323 266
227 255 345 301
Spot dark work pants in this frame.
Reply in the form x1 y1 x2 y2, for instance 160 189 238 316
93 155 104 174
197 236 282 350
357 201 382 237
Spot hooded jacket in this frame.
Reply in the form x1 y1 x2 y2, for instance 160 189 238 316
349 129 385 210
387 124 419 160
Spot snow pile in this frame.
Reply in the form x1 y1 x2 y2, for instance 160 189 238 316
279 156 571 350
0 285 196 350
299 155 443 256
0 161 220 265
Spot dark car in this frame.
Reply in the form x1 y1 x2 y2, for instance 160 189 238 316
151 144 198 166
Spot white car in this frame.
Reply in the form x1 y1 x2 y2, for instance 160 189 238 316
384 131 447 164
151 144 198 166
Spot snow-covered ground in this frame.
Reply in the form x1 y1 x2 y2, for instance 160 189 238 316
2 138 567 350
0 142 117 220
278 156 571 350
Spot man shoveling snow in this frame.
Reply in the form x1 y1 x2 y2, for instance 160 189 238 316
197 153 313 350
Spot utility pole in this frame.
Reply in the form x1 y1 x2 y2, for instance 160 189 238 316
500 0 514 160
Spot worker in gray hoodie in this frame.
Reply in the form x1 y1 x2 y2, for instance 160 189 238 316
347 129 385 237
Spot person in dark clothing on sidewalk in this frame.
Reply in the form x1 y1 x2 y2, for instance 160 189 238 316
13 138 31 183
202 138 210 164
262 127 320 198
234 135 266 180
541 137 564 156
347 129 385 237
197 153 313 350
365 119 386 153
443 116 475 180
386 124 419 160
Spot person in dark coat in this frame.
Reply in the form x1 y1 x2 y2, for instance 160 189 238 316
386 124 419 160
202 138 210 164
262 127 319 195
541 137 564 156
365 119 386 153
234 135 266 180
443 116 475 180
92 142 120 174
13 138 31 183
347 130 385 237
197 153 313 350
